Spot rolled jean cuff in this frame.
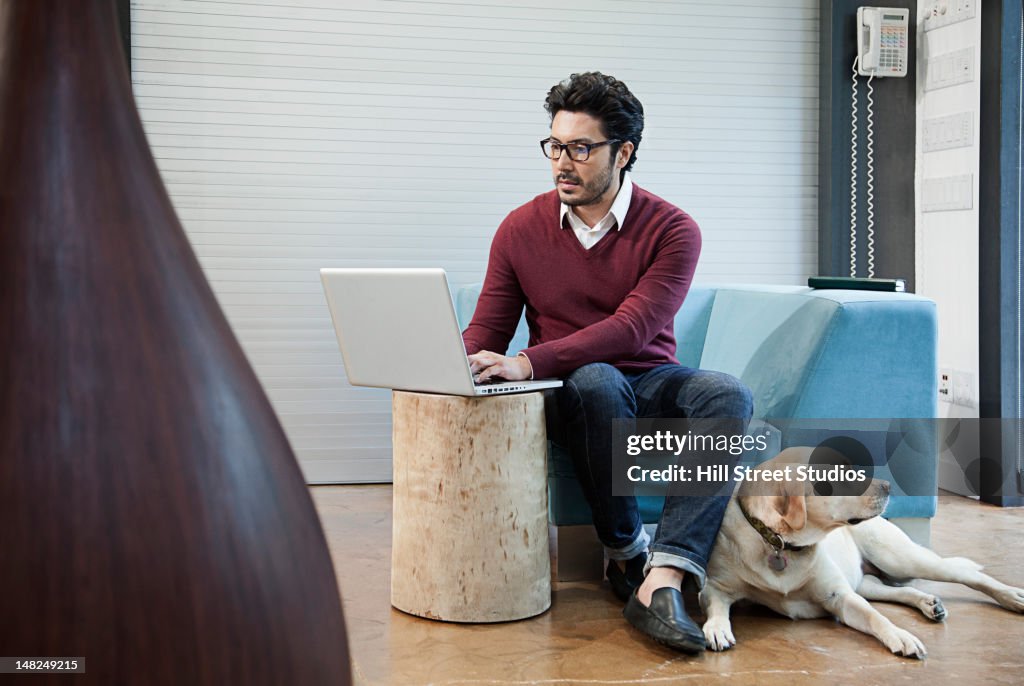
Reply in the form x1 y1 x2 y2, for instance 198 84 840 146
645 551 707 591
605 526 650 561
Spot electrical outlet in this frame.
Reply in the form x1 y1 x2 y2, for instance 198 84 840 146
952 370 975 408
939 368 953 403
923 112 974 152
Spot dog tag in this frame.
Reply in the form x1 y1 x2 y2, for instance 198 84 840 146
768 551 787 571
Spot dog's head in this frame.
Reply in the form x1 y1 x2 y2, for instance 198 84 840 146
736 447 890 548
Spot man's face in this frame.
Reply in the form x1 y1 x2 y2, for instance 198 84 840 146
549 110 629 208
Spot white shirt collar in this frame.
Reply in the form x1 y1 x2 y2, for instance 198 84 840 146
560 173 633 232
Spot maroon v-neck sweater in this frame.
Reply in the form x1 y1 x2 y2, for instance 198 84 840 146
462 184 701 379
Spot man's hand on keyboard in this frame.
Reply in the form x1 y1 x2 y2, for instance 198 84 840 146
468 350 533 384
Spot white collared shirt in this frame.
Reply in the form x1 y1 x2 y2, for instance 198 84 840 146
559 174 633 249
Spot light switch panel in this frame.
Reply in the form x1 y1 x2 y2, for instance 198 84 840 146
922 174 973 212
923 112 974 152
925 47 975 91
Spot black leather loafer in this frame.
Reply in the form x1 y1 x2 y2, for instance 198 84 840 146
623 587 706 654
606 553 647 603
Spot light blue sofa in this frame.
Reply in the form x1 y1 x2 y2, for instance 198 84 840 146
455 283 939 576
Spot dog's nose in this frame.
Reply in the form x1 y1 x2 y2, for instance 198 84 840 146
879 480 891 495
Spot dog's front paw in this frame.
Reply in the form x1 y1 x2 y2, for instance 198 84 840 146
702 617 736 651
882 627 927 659
993 586 1024 613
920 595 947 622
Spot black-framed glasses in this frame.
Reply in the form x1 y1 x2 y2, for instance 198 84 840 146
540 138 620 162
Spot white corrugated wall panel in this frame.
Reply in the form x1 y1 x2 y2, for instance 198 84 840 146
131 0 819 483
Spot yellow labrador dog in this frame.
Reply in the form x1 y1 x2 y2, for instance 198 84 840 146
700 447 1024 658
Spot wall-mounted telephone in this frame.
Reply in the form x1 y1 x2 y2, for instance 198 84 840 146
848 7 910 279
857 7 909 77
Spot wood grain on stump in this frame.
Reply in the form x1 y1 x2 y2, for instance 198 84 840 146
391 391 551 622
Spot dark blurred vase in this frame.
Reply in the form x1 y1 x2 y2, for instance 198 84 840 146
0 2 351 683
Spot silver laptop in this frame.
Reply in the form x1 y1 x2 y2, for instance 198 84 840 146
320 268 562 396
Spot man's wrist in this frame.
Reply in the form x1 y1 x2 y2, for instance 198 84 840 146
516 352 534 380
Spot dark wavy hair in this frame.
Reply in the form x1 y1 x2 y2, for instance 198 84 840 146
544 72 644 175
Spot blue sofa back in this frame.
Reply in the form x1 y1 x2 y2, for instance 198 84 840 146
455 283 939 522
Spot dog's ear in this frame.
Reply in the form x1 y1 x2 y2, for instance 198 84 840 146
775 475 808 532
778 494 806 532
741 490 807 535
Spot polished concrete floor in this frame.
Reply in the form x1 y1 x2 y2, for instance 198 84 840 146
312 486 1024 685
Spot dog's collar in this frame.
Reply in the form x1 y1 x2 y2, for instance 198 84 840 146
738 500 809 553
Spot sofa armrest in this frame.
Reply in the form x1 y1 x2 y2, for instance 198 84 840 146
696 288 938 519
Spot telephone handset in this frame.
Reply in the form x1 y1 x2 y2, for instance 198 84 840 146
857 7 909 77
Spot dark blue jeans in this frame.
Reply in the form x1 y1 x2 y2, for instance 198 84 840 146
546 363 753 589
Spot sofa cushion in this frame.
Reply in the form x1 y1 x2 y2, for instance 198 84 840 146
698 287 831 418
673 285 717 367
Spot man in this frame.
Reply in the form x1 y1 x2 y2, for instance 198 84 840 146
461 72 753 653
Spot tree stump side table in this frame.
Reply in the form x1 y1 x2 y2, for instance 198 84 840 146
390 390 551 623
